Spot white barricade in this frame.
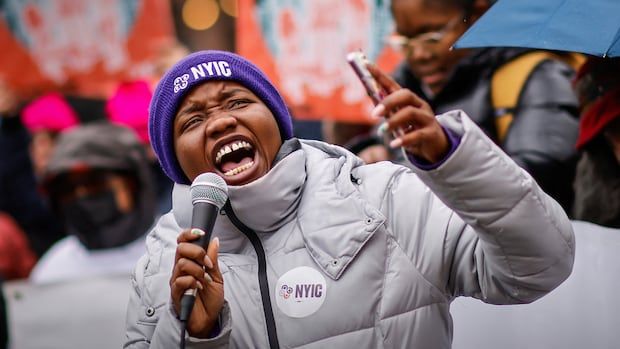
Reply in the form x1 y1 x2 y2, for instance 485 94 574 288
3 275 131 349
452 221 620 349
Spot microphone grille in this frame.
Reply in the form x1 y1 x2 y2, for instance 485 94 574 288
190 173 229 209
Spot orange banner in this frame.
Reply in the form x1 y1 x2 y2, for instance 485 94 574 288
0 0 174 99
237 0 402 123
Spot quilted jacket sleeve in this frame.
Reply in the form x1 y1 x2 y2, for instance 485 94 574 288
388 110 575 304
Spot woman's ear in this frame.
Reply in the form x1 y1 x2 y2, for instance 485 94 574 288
467 0 492 25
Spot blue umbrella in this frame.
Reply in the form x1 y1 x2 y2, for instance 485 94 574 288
454 0 620 57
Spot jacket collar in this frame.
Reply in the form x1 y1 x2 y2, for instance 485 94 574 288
170 140 386 280
171 140 305 252
226 140 305 233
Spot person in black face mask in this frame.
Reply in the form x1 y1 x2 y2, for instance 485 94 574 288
29 122 156 284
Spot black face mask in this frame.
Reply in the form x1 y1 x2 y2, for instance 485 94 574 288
61 190 144 250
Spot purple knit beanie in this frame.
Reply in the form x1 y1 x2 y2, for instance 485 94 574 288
149 50 293 184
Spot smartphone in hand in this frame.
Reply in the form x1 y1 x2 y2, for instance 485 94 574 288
347 51 396 141
347 51 384 105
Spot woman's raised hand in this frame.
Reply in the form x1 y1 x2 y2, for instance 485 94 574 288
367 64 450 164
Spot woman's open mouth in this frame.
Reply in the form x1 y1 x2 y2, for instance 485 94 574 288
214 139 257 178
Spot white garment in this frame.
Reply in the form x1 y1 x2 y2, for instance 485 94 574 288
451 221 620 349
29 234 146 285
4 275 132 349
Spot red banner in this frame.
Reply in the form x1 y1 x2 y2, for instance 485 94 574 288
0 0 174 99
237 0 402 123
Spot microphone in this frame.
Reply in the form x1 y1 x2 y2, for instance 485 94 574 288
179 173 228 323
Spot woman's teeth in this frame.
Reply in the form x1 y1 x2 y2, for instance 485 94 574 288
215 140 253 164
224 161 255 177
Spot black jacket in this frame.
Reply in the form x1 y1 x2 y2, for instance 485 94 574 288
572 138 620 228
392 48 580 212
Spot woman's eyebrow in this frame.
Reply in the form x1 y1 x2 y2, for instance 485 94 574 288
220 88 250 99
177 102 205 117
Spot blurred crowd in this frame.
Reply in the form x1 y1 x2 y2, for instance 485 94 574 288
0 42 191 285
0 0 619 347
1 0 619 294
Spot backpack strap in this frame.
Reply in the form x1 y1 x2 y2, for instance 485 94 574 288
491 51 585 143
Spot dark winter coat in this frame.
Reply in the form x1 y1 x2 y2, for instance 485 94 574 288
393 48 580 213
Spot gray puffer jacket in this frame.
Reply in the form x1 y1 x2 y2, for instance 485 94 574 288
124 110 574 348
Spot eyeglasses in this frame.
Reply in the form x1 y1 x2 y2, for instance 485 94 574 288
386 15 464 53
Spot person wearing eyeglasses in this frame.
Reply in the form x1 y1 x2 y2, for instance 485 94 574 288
355 0 580 215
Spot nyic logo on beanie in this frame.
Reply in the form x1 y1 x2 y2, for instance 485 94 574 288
149 50 293 184
173 61 233 93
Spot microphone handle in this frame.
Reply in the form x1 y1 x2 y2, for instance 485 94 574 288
190 202 219 248
179 202 219 322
